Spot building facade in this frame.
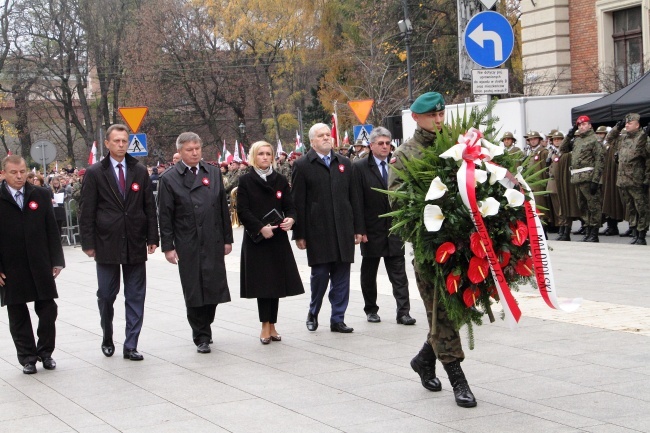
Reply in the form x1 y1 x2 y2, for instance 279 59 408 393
521 0 649 95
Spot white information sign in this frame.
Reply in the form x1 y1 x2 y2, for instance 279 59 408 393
471 69 509 95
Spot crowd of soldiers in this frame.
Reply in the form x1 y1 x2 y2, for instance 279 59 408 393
501 112 650 245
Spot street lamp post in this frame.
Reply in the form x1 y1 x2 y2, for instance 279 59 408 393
399 0 414 104
238 122 246 152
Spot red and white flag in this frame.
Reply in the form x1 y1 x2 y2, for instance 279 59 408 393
239 141 247 162
88 141 98 165
277 139 283 156
331 113 339 148
343 130 349 145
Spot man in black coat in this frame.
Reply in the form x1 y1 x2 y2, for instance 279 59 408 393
353 127 415 326
292 123 363 333
0 156 65 374
80 124 159 361
157 132 233 354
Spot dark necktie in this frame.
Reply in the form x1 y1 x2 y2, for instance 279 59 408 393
117 163 126 196
14 191 23 209
190 166 197 176
380 160 388 186
323 155 330 167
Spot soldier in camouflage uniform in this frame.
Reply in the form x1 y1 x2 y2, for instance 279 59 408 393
388 92 476 408
608 113 650 245
276 151 292 185
226 160 242 194
559 115 604 242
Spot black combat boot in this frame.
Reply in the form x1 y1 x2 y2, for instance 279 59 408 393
573 222 586 235
560 226 571 241
620 226 635 237
410 343 442 391
555 226 565 241
443 361 477 408
582 226 591 242
600 219 619 236
636 230 647 245
585 226 599 242
630 228 640 244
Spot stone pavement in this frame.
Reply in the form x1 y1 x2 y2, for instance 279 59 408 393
1 226 650 433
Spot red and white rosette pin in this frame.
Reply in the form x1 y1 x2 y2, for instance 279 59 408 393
534 155 540 161
131 183 140 192
338 164 345 173
202 177 210 186
276 191 282 199
553 156 560 163
28 201 39 210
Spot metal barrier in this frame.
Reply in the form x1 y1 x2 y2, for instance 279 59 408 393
62 199 80 246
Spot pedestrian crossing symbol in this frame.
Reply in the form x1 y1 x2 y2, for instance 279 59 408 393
128 133 148 157
353 124 374 145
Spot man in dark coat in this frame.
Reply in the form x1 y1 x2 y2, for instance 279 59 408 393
0 156 65 374
80 124 159 361
157 132 233 354
292 123 363 334
353 126 415 326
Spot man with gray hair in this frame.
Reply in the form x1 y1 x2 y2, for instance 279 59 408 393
292 123 363 334
353 126 415 325
157 132 233 353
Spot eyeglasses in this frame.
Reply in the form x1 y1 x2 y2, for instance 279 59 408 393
373 141 392 146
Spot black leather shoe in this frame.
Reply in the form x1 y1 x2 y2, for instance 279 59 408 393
123 348 144 361
101 342 115 357
410 355 442 391
397 315 416 325
306 313 318 332
39 357 56 370
197 342 211 353
366 313 381 323
330 322 354 333
23 363 37 374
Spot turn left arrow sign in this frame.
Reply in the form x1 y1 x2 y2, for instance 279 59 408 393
468 23 503 61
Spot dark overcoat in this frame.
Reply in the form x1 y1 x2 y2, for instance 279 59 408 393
157 161 233 307
291 149 362 266
80 154 159 264
601 142 626 220
237 170 304 299
556 152 582 219
352 154 404 258
0 182 65 306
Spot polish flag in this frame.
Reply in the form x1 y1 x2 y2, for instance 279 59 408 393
88 141 98 165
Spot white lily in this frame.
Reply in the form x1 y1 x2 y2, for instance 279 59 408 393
478 197 500 217
439 144 465 161
504 189 525 207
423 204 445 232
425 176 448 201
481 138 504 160
474 169 488 184
485 162 507 185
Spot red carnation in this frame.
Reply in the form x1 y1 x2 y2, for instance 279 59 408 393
436 242 456 264
446 271 461 294
468 256 489 284
469 232 487 259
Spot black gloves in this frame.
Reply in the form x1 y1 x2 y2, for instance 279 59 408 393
614 152 619 164
590 182 598 195
566 126 576 139
644 184 649 194
616 119 625 130
644 124 650 136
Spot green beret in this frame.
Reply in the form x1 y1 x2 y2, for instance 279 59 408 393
410 92 445 114
626 113 641 122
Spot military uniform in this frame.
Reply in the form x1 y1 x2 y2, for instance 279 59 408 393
226 168 242 194
559 127 604 237
609 118 650 243
524 132 553 228
276 161 292 184
601 127 626 234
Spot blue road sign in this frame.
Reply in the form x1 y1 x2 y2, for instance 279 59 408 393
464 11 514 68
353 124 373 143
128 133 148 157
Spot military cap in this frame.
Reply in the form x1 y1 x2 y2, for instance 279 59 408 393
595 126 608 134
354 139 368 148
410 92 445 114
501 132 517 143
78 169 86 176
626 113 641 122
524 130 542 139
551 131 565 139
546 129 558 138
576 115 590 125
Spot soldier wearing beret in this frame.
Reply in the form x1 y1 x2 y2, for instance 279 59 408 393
559 115 604 242
388 92 476 408
607 113 650 245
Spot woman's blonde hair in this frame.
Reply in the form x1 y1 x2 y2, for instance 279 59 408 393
248 141 276 170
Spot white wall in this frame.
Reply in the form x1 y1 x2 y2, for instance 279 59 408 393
401 93 606 149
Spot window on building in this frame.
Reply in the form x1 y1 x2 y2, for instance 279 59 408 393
613 6 642 89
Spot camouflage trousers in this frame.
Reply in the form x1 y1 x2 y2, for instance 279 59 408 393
575 182 602 227
619 186 648 231
414 263 465 364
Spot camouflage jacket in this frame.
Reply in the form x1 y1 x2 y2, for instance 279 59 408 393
388 126 437 195
559 128 603 184
276 161 292 183
226 169 242 193
607 126 650 188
